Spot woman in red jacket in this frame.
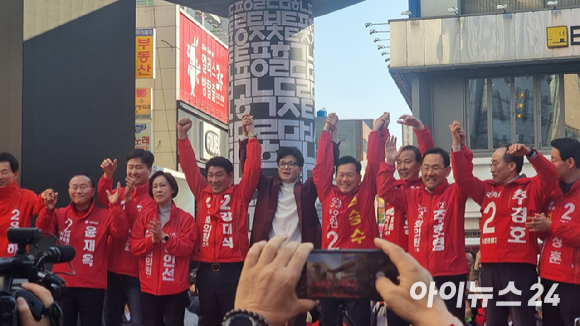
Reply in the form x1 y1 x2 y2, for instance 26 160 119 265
129 171 197 326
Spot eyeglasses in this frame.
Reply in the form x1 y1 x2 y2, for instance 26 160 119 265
421 165 442 173
70 185 91 191
278 162 298 169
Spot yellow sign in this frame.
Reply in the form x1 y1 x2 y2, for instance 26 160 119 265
547 26 568 48
136 29 155 78
135 88 152 118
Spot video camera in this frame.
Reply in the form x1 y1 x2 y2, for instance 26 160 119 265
0 228 75 326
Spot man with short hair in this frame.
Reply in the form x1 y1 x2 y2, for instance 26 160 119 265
379 115 434 326
178 115 261 326
450 121 559 326
97 149 156 326
0 152 44 257
378 132 471 321
37 173 129 326
239 117 339 249
313 112 389 326
527 137 580 326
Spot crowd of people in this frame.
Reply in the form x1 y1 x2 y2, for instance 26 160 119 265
1 111 579 326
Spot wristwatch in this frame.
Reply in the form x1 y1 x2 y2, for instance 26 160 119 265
162 234 169 243
525 148 537 158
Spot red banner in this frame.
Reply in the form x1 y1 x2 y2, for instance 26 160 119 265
180 13 228 123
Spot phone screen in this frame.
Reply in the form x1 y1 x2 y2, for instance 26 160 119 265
300 249 399 301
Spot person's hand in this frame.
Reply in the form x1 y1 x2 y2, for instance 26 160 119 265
507 144 530 157
385 136 401 166
100 158 117 179
526 213 551 232
373 112 390 131
473 250 481 270
106 182 122 204
449 121 463 148
374 238 463 326
234 235 317 326
177 118 193 139
17 283 53 326
124 177 135 202
148 219 164 244
43 190 58 212
243 114 256 138
323 113 338 132
397 114 424 130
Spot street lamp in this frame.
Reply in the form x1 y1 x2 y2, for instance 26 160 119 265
365 22 389 28
369 29 390 35
373 38 389 43
377 45 388 50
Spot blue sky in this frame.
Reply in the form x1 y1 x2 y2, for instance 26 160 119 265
314 0 411 137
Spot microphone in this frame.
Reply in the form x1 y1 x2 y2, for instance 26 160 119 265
35 245 76 269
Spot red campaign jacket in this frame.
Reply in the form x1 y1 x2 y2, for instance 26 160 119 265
381 127 434 251
36 202 129 289
178 137 261 263
539 181 580 284
239 139 340 248
0 182 43 257
97 177 156 278
129 204 197 296
378 160 471 277
313 129 388 249
452 146 559 265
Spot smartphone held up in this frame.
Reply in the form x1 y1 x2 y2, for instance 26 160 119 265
299 249 399 301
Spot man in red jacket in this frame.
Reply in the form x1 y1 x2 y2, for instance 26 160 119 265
0 152 44 257
527 138 580 326
178 116 261 326
378 133 471 322
313 112 389 326
451 121 559 326
97 149 156 326
379 115 434 326
37 173 128 326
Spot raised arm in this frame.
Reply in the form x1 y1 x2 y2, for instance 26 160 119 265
96 158 117 207
449 121 486 205
508 144 559 201
177 118 207 198
238 116 262 203
36 191 59 234
362 113 391 192
397 114 434 155
377 136 408 211
313 113 338 198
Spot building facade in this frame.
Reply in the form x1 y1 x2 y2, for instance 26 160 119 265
390 0 580 243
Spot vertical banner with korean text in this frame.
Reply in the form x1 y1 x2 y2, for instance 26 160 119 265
135 122 152 150
180 14 229 123
136 29 155 79
227 0 315 183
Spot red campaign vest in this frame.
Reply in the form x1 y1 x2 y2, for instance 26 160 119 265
36 202 128 289
314 130 388 249
178 137 261 263
129 204 197 296
97 177 156 278
477 178 543 264
0 182 42 257
381 178 423 251
378 163 469 277
451 147 558 265
540 182 580 285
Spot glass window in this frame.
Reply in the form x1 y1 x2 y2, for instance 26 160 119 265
564 74 580 140
540 75 562 147
468 79 488 149
514 76 534 146
491 78 512 148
